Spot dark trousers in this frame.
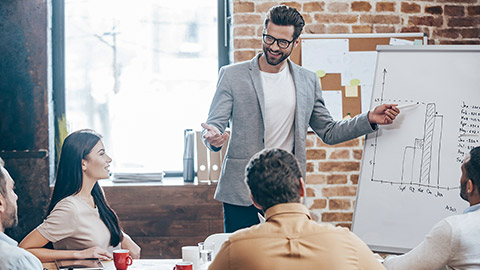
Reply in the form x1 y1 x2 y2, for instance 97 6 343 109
223 202 264 233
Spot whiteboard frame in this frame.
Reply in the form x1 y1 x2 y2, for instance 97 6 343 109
352 44 480 254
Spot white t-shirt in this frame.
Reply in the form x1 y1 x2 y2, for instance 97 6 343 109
260 66 296 152
37 195 119 253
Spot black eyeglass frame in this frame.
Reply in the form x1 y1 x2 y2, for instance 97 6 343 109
262 34 295 49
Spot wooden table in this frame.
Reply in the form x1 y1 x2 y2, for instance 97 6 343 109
43 259 181 270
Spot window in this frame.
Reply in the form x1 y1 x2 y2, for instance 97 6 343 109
61 0 228 173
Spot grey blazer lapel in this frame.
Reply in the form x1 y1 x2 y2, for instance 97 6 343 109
249 55 266 125
289 60 308 138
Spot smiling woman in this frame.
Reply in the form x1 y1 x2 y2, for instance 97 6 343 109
19 129 140 262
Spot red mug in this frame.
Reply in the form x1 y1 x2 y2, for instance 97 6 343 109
113 249 133 270
173 261 193 270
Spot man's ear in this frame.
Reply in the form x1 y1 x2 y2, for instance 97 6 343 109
467 179 475 194
293 37 300 49
299 177 305 197
250 194 263 210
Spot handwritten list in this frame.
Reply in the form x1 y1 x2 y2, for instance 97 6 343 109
457 102 480 163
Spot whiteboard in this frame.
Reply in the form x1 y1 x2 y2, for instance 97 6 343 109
352 45 480 254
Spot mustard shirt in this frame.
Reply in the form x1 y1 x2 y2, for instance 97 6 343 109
209 203 385 270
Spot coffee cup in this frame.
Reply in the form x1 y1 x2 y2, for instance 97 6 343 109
173 261 193 270
113 249 133 270
181 246 199 270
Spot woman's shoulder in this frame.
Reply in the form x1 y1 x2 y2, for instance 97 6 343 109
51 196 80 212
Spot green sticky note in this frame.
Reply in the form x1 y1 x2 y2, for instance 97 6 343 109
316 70 326 78
350 79 360 86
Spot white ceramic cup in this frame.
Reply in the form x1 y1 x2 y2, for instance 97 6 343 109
181 246 199 270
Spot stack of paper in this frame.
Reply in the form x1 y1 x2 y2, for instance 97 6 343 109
111 171 165 183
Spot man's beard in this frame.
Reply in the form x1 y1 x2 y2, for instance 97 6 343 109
2 202 18 229
460 180 468 202
263 45 292 66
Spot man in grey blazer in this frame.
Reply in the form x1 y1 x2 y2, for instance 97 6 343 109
202 5 399 233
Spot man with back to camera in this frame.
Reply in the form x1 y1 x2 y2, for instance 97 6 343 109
0 157 43 269
201 4 400 233
208 148 385 270
383 146 480 269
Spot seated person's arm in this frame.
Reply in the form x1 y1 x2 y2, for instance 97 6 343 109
19 229 112 263
121 232 141 259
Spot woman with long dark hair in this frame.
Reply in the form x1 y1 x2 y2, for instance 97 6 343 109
19 129 140 262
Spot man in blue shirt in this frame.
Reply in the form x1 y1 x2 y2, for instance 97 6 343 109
0 157 42 270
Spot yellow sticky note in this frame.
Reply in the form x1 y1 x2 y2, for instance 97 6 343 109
316 70 326 78
345 85 358 97
350 79 360 86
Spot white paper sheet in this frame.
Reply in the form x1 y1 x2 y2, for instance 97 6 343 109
302 39 349 73
322 90 343 120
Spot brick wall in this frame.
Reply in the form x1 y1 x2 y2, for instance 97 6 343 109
231 0 479 228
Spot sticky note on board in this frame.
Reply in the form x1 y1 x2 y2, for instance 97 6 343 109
316 70 326 78
345 85 358 97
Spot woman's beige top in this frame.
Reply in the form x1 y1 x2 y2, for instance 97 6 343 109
37 195 118 253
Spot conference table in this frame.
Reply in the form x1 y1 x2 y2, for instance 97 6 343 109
43 259 182 270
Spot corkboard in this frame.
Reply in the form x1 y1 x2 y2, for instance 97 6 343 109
290 33 426 118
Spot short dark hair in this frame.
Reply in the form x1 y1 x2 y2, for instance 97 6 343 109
0 157 6 199
245 148 303 211
264 5 305 40
465 146 480 194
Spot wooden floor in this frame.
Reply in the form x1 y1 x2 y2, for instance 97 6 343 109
103 181 223 259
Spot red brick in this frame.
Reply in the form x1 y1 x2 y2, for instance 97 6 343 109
350 174 359 184
309 199 327 209
234 38 262 49
304 2 325 12
376 2 396 12
337 223 352 230
306 187 316 197
306 162 314 172
234 14 263 25
327 174 348 184
318 161 360 172
234 26 256 37
409 16 443 27
352 25 373 33
329 149 350 159
327 2 349 12
314 13 358 24
329 199 351 210
234 1 255 13
322 186 357 197
255 2 278 13
307 149 327 159
360 14 401 24
447 17 478 27
437 0 476 3
328 25 350 33
375 25 397 33
234 50 256 62
304 24 327 34
459 28 480 39
401 2 421 13
434 28 461 39
467 6 480 15
437 39 480 45
400 26 422 33
280 2 302 11
302 13 314 24
353 149 363 160
425 5 443 14
321 212 353 222
445 5 465 16
306 174 326 184
352 1 372 12
317 138 359 147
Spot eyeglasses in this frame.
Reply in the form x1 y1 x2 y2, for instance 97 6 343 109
262 34 294 49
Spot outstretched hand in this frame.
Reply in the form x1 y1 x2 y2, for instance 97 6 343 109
368 104 400 125
201 123 229 148
77 246 113 260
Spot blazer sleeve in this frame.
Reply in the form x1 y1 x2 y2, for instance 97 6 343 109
202 66 233 152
